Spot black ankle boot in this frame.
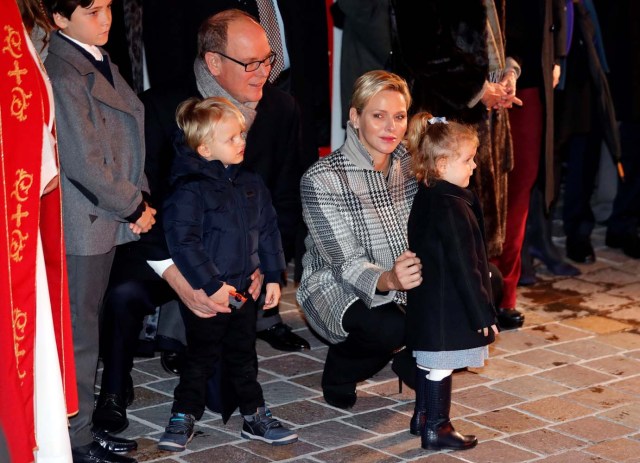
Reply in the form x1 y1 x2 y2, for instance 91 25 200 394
409 368 428 436
421 375 477 451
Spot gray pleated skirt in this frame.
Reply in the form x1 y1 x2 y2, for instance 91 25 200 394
414 346 489 370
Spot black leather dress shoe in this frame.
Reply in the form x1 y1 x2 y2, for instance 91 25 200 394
72 441 136 463
92 428 137 453
606 232 640 258
496 308 524 330
566 236 595 264
256 322 310 351
160 351 185 376
93 394 128 434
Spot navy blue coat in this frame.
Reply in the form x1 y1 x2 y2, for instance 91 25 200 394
163 137 285 296
406 180 496 352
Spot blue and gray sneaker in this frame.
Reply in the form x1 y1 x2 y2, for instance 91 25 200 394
157 413 195 452
241 407 298 445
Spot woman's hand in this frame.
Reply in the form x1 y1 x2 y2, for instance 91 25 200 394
377 250 422 292
480 82 508 109
262 282 281 310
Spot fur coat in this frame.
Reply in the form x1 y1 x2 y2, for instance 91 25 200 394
394 0 513 257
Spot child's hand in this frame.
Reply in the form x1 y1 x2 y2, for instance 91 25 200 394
247 268 264 301
131 203 156 234
210 283 236 307
478 324 499 337
262 282 280 310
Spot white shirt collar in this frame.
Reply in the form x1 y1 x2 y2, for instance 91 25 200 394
59 32 103 61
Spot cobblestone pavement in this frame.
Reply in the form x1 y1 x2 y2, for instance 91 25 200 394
109 226 640 463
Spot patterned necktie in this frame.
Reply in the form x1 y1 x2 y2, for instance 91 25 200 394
123 0 143 93
255 0 285 83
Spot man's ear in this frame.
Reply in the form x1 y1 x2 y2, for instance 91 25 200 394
204 51 221 77
52 12 69 30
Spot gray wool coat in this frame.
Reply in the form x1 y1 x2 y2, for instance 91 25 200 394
296 124 418 344
45 33 148 256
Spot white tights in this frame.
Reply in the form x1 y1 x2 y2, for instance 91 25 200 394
417 365 453 381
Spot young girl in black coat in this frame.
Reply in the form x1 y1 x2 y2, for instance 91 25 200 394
405 113 498 451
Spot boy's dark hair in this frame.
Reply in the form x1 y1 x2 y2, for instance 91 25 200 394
41 0 95 23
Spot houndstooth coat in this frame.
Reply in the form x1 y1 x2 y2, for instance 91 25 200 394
296 124 418 344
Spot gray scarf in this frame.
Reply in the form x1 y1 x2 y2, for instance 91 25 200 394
194 57 257 128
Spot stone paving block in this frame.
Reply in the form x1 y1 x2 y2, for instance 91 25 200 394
366 431 424 461
491 375 571 400
564 385 637 410
609 306 640 325
552 416 634 443
526 323 592 344
583 355 640 377
343 409 411 435
505 348 578 370
289 371 323 392
578 268 640 286
181 444 270 462
118 418 161 441
536 364 614 388
467 408 547 433
260 353 325 377
280 307 312 330
505 428 586 456
608 282 640 299
130 386 176 410
599 331 640 350
599 403 640 428
142 378 179 397
534 300 592 320
577 292 635 313
314 444 401 463
297 421 377 449
130 438 180 463
516 396 594 422
134 358 179 380
129 403 174 431
261 380 319 405
608 375 640 397
453 418 503 441
547 338 621 360
586 437 640 462
410 453 470 463
533 450 610 462
491 329 551 353
270 399 347 426
564 315 633 334
257 368 279 384
517 284 574 307
334 390 398 413
362 379 414 402
515 308 556 327
446 439 538 463
468 358 538 381
550 278 604 295
454 385 523 412
451 370 490 390
238 439 323 461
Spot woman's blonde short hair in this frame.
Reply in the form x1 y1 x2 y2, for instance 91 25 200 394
407 112 479 186
349 70 411 115
176 96 246 152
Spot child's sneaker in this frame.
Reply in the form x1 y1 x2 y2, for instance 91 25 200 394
157 413 195 452
241 407 298 445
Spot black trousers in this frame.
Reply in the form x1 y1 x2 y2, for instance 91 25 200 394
100 278 176 396
322 300 405 395
172 298 263 419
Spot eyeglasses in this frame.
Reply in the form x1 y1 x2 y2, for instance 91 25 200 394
214 51 276 72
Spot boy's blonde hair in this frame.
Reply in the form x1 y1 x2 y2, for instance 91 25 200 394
407 112 479 186
176 96 246 153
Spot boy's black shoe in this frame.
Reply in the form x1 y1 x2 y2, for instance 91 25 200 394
160 351 185 375
72 442 136 463
241 407 298 445
93 393 128 434
92 428 137 453
566 235 595 263
257 322 310 351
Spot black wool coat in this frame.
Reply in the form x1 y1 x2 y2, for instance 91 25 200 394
406 181 496 352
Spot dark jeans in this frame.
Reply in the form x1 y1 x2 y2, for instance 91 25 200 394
173 298 263 419
100 278 176 396
322 300 405 395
